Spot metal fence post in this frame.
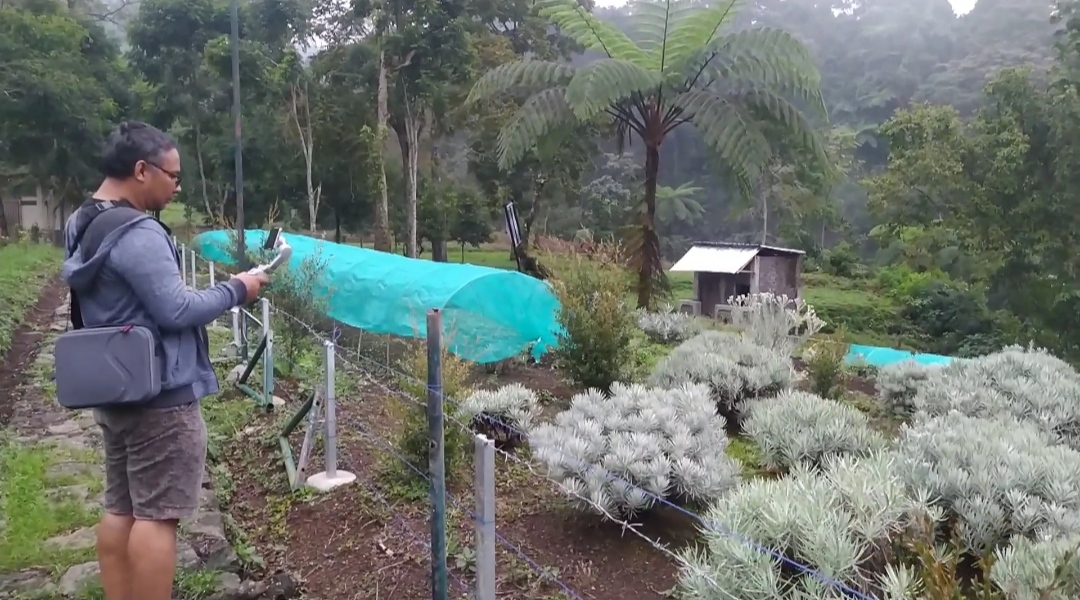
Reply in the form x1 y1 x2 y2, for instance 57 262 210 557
261 298 273 408
474 434 496 600
190 248 198 288
427 309 448 600
209 261 217 287
324 339 338 478
303 340 355 491
180 243 188 284
230 307 241 348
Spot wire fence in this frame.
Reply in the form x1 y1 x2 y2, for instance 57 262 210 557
180 245 879 600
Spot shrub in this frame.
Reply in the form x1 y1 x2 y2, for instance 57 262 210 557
456 383 540 448
876 359 941 418
802 336 848 399
648 331 793 429
548 246 637 391
635 303 700 344
266 251 332 379
742 390 886 472
729 292 825 356
678 452 930 599
622 331 673 383
992 534 1080 599
910 345 1080 449
529 382 741 520
892 412 1080 554
390 340 475 487
902 280 1008 357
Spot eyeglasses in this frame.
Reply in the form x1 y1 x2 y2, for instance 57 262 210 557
145 160 182 185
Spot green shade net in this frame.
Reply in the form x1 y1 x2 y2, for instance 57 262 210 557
192 230 562 363
845 344 954 367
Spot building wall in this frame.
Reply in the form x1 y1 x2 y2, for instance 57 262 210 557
693 271 754 316
756 255 801 298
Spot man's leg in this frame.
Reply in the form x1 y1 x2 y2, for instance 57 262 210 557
93 410 135 600
125 402 208 600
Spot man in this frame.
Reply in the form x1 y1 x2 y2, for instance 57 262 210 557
60 121 268 600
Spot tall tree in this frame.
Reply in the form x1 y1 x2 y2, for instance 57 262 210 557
467 0 827 307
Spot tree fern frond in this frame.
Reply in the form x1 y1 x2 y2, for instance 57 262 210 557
660 0 745 69
466 60 575 105
674 89 772 189
535 0 650 64
564 59 662 120
685 28 822 108
738 88 828 165
496 88 575 169
622 0 702 71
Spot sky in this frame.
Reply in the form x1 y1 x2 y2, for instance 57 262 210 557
593 0 979 16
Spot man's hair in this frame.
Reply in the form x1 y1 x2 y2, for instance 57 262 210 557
98 121 177 179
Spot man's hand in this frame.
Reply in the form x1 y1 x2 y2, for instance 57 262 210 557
232 272 270 304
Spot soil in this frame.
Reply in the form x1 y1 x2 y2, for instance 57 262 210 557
217 352 889 600
217 360 688 600
0 277 65 427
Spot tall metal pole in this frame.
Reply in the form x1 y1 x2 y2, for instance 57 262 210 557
426 309 448 600
230 0 249 361
230 0 246 268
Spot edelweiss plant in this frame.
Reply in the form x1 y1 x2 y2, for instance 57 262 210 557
678 452 934 599
893 412 1080 554
742 390 886 472
456 383 541 447
729 292 825 356
992 534 1080 599
635 303 700 344
648 331 793 429
529 382 741 520
876 359 941 418
911 345 1080 449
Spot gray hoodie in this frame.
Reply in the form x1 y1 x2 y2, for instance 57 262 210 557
61 207 248 409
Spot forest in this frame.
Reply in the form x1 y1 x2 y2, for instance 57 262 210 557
3 0 1077 362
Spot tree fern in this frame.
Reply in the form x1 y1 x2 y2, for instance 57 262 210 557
466 0 828 308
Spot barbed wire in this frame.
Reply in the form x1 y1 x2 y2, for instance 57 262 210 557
332 450 472 597
265 305 878 600
191 243 879 599
325 343 740 600
343 404 587 600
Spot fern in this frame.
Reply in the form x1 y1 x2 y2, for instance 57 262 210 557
466 0 826 308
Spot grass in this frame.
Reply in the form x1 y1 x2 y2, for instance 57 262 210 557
0 242 62 356
0 440 100 574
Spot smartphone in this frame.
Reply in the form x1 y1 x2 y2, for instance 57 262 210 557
263 227 282 250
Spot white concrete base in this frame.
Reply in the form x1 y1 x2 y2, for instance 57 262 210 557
305 470 357 492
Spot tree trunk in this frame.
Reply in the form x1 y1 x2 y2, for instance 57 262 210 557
0 189 9 238
372 46 392 252
637 142 663 309
429 132 448 261
194 122 213 221
520 178 545 252
761 192 768 244
291 81 320 232
395 102 421 258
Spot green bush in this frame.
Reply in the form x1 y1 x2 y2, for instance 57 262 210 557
803 335 848 399
901 280 1008 357
388 340 475 494
548 246 637 391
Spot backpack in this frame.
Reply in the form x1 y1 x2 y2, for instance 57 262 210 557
54 200 164 410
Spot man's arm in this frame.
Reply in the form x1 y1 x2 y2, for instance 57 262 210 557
110 222 248 330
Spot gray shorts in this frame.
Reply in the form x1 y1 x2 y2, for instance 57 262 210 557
93 401 207 521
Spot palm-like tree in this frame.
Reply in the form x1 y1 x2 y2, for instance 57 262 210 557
466 0 828 308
